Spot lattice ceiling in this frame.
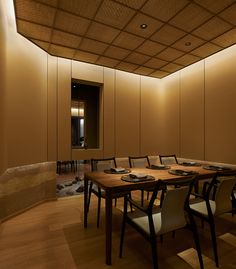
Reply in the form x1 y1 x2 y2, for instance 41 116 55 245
14 0 236 78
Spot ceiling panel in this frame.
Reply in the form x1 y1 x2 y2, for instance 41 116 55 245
136 40 165 56
169 2 212 32
151 24 186 46
95 0 135 29
58 0 102 18
15 0 56 27
14 0 236 78
194 0 235 14
191 42 222 57
86 22 120 43
54 10 90 36
193 17 232 41
51 30 81 48
104 45 130 60
219 3 236 26
141 0 189 22
124 13 163 38
157 47 185 61
212 28 236 47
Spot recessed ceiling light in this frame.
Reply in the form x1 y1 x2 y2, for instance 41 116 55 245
185 41 191 46
140 23 148 29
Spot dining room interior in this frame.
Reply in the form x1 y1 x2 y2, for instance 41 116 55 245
1 0 236 268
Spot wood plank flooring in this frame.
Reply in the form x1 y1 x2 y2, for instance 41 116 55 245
0 194 235 269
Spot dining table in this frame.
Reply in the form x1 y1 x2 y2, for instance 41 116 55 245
83 163 220 265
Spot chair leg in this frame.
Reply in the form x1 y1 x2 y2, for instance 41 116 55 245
150 236 158 269
188 214 204 269
141 190 144 206
208 217 219 267
97 196 101 228
87 183 93 213
119 216 126 258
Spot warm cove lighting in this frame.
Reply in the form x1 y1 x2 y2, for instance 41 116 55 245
71 107 84 117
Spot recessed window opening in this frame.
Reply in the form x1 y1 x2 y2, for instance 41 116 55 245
71 79 101 149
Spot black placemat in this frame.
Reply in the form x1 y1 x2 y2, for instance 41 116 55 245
104 168 131 174
146 164 170 170
168 169 198 176
121 174 155 182
203 165 232 171
179 162 201 167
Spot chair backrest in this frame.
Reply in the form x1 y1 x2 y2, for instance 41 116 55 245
91 157 116 172
128 156 150 168
159 186 189 234
213 173 236 215
148 176 196 235
115 157 129 168
159 154 178 165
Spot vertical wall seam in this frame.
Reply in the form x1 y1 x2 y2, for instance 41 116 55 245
46 54 49 161
203 60 206 161
179 71 181 157
56 57 58 161
102 67 105 158
139 75 141 155
70 60 72 161
114 70 116 157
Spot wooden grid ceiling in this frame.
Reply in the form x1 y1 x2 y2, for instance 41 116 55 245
14 0 236 78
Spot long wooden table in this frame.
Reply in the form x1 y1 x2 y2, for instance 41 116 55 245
84 164 216 265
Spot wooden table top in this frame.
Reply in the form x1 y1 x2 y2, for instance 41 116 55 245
84 164 216 192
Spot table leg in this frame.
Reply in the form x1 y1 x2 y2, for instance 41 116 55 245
84 177 88 228
105 190 113 265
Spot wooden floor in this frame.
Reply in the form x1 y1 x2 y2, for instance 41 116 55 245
0 194 236 269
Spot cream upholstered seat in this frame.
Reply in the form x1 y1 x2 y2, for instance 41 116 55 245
119 177 204 269
190 171 236 267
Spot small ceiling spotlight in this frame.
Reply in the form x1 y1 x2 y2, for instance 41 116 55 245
140 23 148 29
185 41 191 46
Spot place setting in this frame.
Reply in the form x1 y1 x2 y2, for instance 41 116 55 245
203 165 232 171
179 161 201 167
121 172 155 182
146 164 170 170
104 167 131 174
168 169 199 176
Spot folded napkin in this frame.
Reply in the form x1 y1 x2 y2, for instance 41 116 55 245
129 173 147 179
110 167 126 172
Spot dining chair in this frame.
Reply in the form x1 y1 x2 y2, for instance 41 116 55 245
159 154 178 165
128 156 151 205
87 157 115 227
119 176 204 269
87 157 131 227
189 171 236 267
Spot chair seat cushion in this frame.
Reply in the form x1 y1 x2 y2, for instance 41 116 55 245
190 200 216 216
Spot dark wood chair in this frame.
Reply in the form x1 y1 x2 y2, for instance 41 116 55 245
87 157 131 227
119 176 204 269
128 156 151 205
189 171 236 267
159 154 178 165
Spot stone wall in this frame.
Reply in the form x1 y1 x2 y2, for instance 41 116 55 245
0 162 56 222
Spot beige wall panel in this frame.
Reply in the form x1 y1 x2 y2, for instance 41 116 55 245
47 55 57 161
140 76 161 155
57 58 71 160
115 71 140 157
6 32 48 168
0 0 7 173
205 45 236 164
72 60 103 84
159 73 180 156
103 68 115 157
180 62 205 160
